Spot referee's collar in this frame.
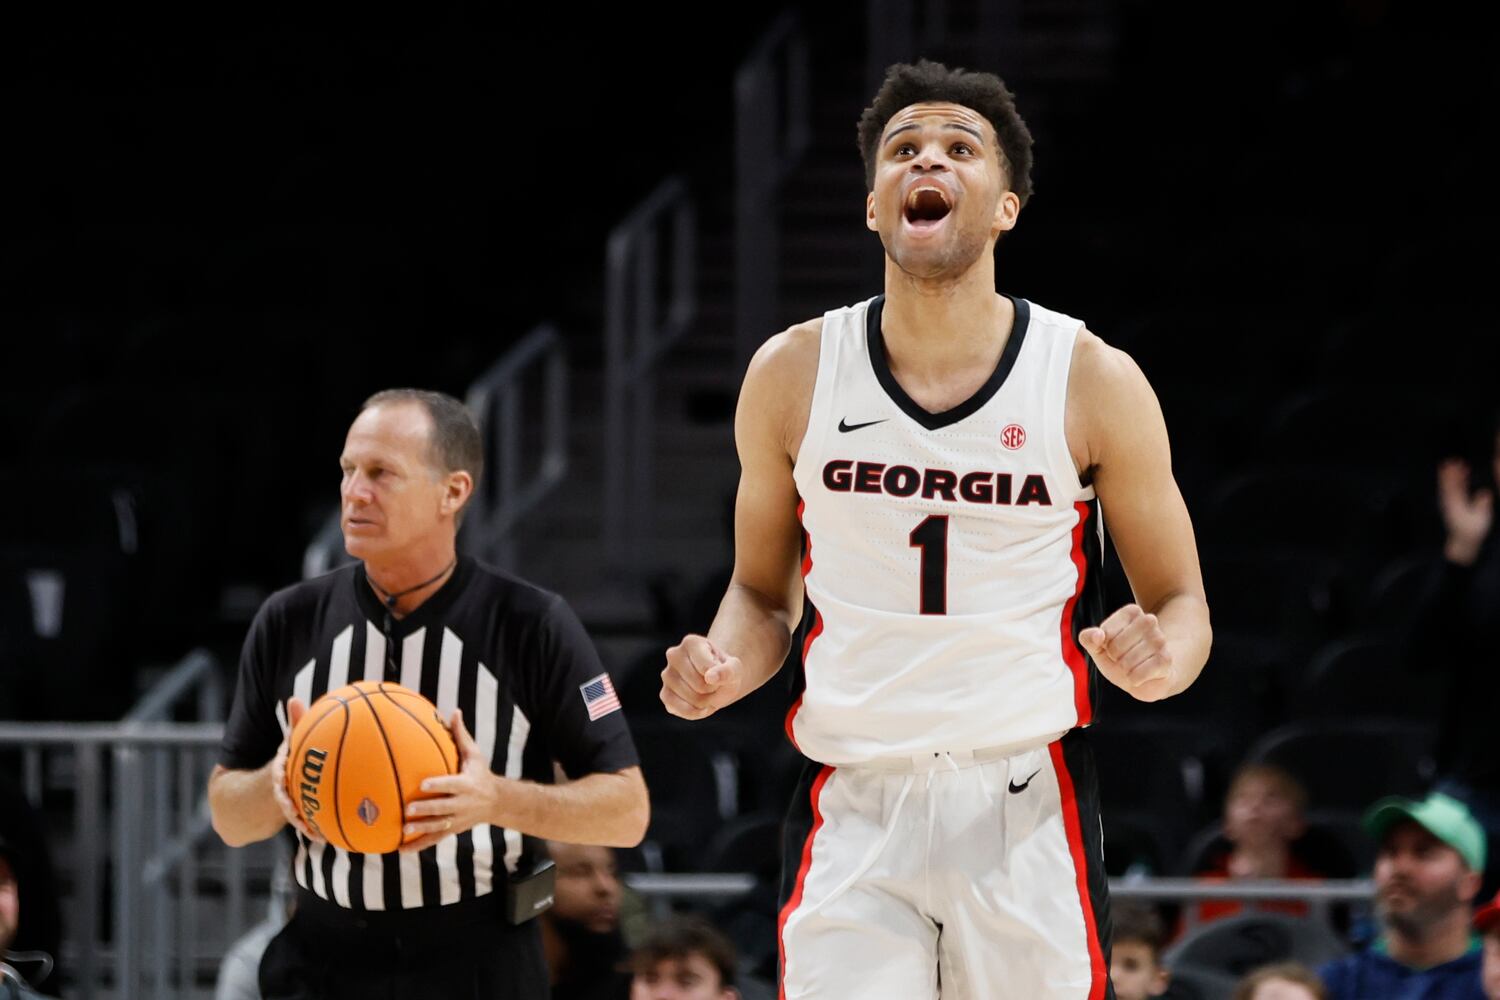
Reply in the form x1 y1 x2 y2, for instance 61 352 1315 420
353 555 473 636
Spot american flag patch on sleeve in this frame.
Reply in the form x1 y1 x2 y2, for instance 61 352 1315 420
579 673 622 721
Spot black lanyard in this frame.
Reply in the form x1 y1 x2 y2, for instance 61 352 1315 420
366 559 455 680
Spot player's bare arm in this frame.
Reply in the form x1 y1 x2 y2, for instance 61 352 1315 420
1069 329 1212 702
661 320 821 720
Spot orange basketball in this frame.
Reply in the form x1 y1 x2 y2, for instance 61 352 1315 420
285 680 459 853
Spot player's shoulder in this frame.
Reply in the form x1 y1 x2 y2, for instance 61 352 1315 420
747 315 823 382
739 316 824 442
1068 323 1151 401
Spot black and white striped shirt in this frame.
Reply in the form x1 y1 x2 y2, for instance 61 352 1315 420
219 556 638 910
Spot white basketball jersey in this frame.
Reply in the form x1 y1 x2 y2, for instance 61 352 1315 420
787 294 1106 765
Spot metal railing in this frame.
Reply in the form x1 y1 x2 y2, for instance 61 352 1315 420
0 649 275 1000
602 176 698 569
1112 876 1375 934
464 323 570 569
0 722 270 1000
734 11 809 370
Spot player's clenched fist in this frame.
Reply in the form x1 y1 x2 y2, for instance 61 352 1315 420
661 635 743 720
1078 604 1176 703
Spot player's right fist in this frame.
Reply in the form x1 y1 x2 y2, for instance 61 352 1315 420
661 635 743 720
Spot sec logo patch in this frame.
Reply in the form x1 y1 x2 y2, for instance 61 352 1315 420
1001 424 1027 450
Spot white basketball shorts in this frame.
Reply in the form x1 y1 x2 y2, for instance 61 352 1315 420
775 728 1114 1000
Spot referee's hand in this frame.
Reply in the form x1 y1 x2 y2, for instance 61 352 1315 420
661 635 743 720
271 697 325 844
399 709 497 853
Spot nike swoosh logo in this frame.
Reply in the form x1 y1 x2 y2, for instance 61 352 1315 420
838 417 888 433
1008 769 1041 794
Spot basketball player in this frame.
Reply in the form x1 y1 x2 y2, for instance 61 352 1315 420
209 389 649 1000
661 60 1211 999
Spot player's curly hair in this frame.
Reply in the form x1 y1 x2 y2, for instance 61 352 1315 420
857 59 1034 206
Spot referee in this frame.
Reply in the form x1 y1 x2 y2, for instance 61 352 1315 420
208 389 648 1000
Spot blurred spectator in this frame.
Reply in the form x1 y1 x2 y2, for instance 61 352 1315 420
1111 901 1171 1000
1232 962 1327 1000
542 841 631 1000
1318 792 1486 1000
627 915 739 1000
1476 888 1500 1000
0 838 56 1000
214 859 294 1000
0 776 61 996
1409 413 1500 893
1192 764 1325 925
214 918 281 1000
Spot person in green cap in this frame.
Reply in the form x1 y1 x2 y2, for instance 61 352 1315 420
1318 791 1488 999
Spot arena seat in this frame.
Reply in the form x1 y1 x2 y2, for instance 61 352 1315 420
1090 720 1232 833
1291 635 1444 723
1245 719 1437 811
1362 552 1437 635
700 811 782 878
1163 912 1348 978
1161 964 1238 1000
1101 811 1176 877
630 721 732 870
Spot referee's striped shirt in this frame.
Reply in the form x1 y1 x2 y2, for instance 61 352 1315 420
219 556 638 910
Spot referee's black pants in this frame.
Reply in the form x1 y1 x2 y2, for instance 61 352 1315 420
260 889 549 1000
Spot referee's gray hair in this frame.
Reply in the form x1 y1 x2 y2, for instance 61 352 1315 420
361 389 484 518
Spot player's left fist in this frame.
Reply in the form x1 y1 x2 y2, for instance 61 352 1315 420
1078 604 1175 703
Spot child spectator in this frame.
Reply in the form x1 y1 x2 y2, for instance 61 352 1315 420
1233 962 1327 1000
1193 763 1325 925
1110 901 1170 1000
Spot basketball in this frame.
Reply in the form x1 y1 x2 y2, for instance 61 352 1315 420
285 680 460 853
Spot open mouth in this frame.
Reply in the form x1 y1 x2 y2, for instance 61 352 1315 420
904 186 952 225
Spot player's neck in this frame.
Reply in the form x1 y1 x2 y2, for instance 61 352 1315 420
880 260 1010 379
1385 907 1474 969
363 541 459 618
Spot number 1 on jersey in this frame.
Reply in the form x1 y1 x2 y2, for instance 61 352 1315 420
909 515 949 614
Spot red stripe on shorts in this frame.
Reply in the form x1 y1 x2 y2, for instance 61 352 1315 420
1049 741 1108 999
1060 500 1094 726
776 764 833 1000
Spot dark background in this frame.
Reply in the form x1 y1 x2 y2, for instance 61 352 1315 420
2 0 1496 708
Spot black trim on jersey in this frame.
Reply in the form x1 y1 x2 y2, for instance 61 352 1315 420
777 758 824 916
1059 728 1115 998
786 595 817 747
865 294 1031 430
1072 499 1107 724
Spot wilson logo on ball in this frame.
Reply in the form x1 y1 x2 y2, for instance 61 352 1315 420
298 747 328 839
357 797 380 826
1001 424 1026 450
